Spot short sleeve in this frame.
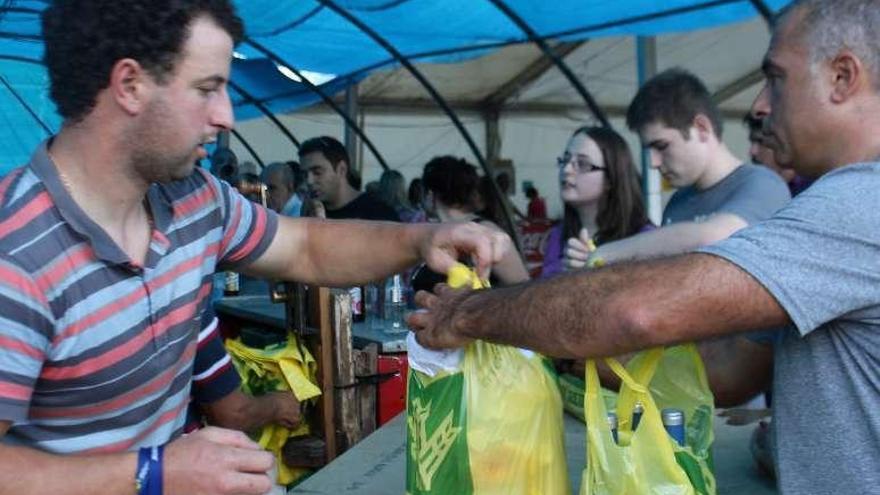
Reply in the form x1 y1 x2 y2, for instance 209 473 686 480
0 257 53 422
700 164 880 336
205 171 279 270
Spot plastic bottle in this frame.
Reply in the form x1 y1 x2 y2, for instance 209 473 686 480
384 274 407 333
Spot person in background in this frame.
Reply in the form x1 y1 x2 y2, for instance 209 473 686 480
540 126 652 279
567 68 791 270
421 156 529 286
188 306 301 434
524 186 548 220
300 136 399 221
262 161 303 217
408 177 427 217
379 170 426 223
744 112 812 196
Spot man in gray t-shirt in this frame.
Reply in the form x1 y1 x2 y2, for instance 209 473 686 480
409 2 880 492
701 164 880 493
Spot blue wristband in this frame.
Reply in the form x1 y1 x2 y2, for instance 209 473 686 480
135 447 151 495
147 445 164 495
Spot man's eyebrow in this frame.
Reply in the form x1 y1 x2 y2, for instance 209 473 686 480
195 75 227 86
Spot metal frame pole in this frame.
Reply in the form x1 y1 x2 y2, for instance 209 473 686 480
244 38 389 171
229 80 301 149
315 0 520 244
486 0 611 128
636 36 662 225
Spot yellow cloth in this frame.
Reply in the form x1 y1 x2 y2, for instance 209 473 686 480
226 334 321 485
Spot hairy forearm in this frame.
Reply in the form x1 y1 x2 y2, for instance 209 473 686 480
451 254 787 359
0 444 136 495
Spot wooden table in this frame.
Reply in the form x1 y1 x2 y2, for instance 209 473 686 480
290 412 778 494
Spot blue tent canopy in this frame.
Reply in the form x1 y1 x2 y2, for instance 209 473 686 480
0 0 791 173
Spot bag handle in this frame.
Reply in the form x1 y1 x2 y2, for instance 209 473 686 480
603 348 665 446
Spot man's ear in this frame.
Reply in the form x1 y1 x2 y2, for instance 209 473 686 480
829 50 863 104
109 58 152 115
692 114 715 143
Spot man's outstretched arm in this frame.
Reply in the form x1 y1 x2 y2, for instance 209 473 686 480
409 253 789 359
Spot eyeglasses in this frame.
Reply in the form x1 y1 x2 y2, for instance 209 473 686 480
556 154 606 174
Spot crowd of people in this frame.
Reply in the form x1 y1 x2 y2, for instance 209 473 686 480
0 0 878 494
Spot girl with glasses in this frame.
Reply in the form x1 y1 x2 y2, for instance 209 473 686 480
541 126 653 278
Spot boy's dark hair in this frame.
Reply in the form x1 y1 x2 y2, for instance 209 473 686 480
422 155 479 208
42 0 243 122
299 136 361 190
626 68 723 139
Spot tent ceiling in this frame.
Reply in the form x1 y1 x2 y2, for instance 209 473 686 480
0 0 790 173
333 16 770 119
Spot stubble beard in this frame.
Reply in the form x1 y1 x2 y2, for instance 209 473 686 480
131 96 199 184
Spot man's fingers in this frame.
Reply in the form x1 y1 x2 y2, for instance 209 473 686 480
229 447 275 473
414 289 439 309
406 309 430 331
197 426 262 450
219 471 273 495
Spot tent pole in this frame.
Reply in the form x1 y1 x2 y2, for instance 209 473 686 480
486 0 611 129
748 0 775 23
228 80 301 150
314 0 521 248
636 36 663 226
344 83 362 177
244 38 390 171
0 74 53 136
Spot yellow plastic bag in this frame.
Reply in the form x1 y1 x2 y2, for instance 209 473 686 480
582 345 715 495
226 333 322 485
406 264 570 495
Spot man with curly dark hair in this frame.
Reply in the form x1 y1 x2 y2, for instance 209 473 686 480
0 1 514 494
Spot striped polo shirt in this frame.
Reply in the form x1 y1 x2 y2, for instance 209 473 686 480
0 141 277 454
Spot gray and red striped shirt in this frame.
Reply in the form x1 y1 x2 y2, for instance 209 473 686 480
0 141 277 454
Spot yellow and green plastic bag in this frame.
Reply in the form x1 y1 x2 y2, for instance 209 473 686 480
582 345 715 495
226 333 322 485
406 264 570 495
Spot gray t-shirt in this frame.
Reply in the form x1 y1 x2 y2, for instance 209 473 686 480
700 163 880 494
663 163 791 225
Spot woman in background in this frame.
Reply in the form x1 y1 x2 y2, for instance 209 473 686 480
541 126 652 278
418 156 528 286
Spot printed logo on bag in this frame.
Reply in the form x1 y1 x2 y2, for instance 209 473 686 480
407 398 462 490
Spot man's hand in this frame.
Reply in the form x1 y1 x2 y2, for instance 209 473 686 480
269 392 302 430
419 222 512 280
407 284 475 349
564 228 593 271
164 426 275 495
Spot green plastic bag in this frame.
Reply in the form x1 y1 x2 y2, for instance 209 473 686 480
406 265 570 494
582 345 715 495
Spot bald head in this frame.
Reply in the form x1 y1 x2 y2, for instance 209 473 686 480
262 162 296 213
